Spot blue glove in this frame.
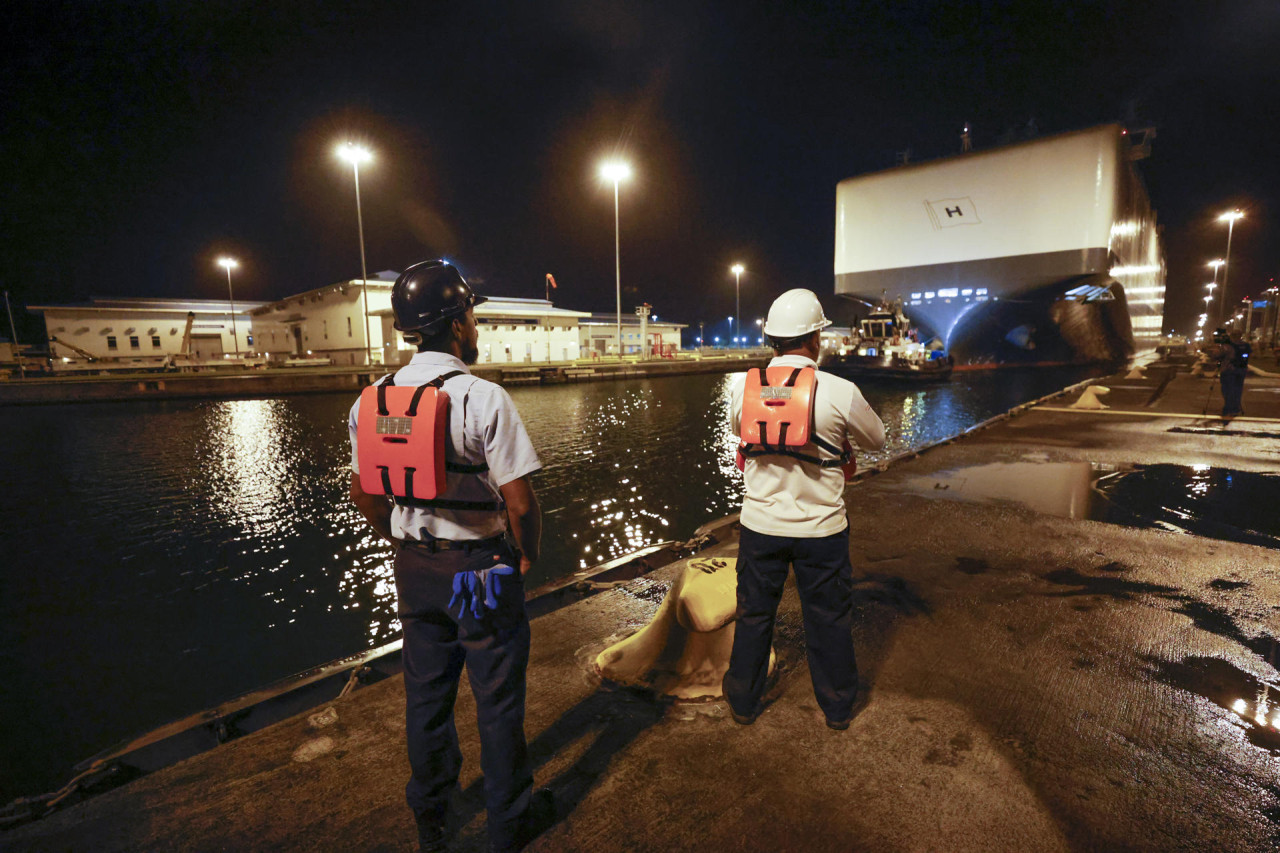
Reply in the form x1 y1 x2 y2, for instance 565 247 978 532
448 564 517 619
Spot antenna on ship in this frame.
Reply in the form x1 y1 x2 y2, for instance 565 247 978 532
961 123 972 152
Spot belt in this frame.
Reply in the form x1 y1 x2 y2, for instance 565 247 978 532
402 535 506 555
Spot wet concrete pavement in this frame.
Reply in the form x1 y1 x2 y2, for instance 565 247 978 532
7 358 1280 852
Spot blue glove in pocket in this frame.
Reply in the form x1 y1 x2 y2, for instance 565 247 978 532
448 563 518 619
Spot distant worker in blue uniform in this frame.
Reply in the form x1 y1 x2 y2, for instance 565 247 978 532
348 260 552 853
725 288 886 729
1212 327 1250 418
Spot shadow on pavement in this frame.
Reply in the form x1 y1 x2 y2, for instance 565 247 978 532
452 686 666 844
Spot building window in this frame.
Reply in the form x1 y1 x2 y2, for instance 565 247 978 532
323 320 328 340
129 336 140 349
107 336 117 350
246 334 254 346
347 317 353 337
151 335 161 348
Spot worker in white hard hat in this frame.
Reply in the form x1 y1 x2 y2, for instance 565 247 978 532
724 288 885 730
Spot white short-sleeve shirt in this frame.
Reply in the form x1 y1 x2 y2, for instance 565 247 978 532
730 354 885 537
349 351 541 542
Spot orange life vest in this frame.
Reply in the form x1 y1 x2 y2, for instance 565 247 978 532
356 370 500 511
736 366 856 480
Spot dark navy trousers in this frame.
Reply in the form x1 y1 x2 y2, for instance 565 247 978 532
395 542 532 851
1220 369 1246 415
724 525 859 722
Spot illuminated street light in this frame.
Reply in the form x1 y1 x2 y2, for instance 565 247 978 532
600 160 632 355
730 263 745 348
336 142 374 365
217 257 241 358
1217 211 1244 323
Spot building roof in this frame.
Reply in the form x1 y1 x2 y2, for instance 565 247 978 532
249 279 393 315
370 296 591 321
28 296 267 314
579 312 686 329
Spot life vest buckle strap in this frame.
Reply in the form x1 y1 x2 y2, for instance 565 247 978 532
392 496 505 512
376 374 394 417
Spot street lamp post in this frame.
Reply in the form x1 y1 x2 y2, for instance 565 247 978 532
337 142 374 366
1207 259 1224 325
217 257 240 358
1217 211 1244 325
730 263 744 348
600 160 632 356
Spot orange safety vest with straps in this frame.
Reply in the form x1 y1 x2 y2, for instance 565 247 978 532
356 370 502 511
736 366 857 480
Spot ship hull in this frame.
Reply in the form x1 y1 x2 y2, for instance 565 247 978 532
833 124 1164 364
822 353 954 381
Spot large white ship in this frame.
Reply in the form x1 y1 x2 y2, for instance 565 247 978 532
833 124 1164 366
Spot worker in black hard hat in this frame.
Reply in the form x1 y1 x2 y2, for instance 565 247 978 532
348 260 553 852
1210 326 1251 418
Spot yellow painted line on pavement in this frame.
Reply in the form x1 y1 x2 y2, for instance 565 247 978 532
1034 406 1280 424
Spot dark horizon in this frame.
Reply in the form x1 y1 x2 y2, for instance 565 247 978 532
3 1 1276 341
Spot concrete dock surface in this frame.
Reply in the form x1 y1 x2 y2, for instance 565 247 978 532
7 358 1280 852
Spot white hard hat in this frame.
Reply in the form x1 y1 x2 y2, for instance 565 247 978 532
763 288 831 338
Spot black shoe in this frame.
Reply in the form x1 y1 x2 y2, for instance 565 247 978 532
415 816 446 853
826 684 871 731
730 705 759 725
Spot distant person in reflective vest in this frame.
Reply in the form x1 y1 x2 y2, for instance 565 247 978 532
1211 327 1250 417
724 288 885 730
348 260 552 853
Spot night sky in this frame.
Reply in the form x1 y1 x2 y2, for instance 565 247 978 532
3 0 1276 341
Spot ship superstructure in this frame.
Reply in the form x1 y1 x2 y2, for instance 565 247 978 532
834 124 1164 365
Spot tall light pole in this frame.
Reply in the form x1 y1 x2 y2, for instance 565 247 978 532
1217 210 1244 325
731 263 744 348
217 257 241 358
3 290 23 379
600 160 631 356
337 142 374 366
1207 259 1225 325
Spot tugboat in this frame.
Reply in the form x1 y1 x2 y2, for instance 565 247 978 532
823 299 954 381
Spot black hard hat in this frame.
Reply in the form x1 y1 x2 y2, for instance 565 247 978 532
391 260 487 338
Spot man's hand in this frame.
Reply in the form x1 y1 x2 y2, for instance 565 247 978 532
499 475 541 576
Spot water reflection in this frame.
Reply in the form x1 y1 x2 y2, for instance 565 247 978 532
900 459 1098 518
0 366 1104 799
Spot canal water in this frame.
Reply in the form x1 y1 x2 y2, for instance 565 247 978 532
0 366 1100 800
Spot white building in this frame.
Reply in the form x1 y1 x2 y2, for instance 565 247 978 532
30 273 686 371
249 274 396 366
578 313 686 357
376 296 591 366
30 297 265 367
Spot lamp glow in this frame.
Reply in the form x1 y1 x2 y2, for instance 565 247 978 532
336 143 373 165
599 161 632 183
